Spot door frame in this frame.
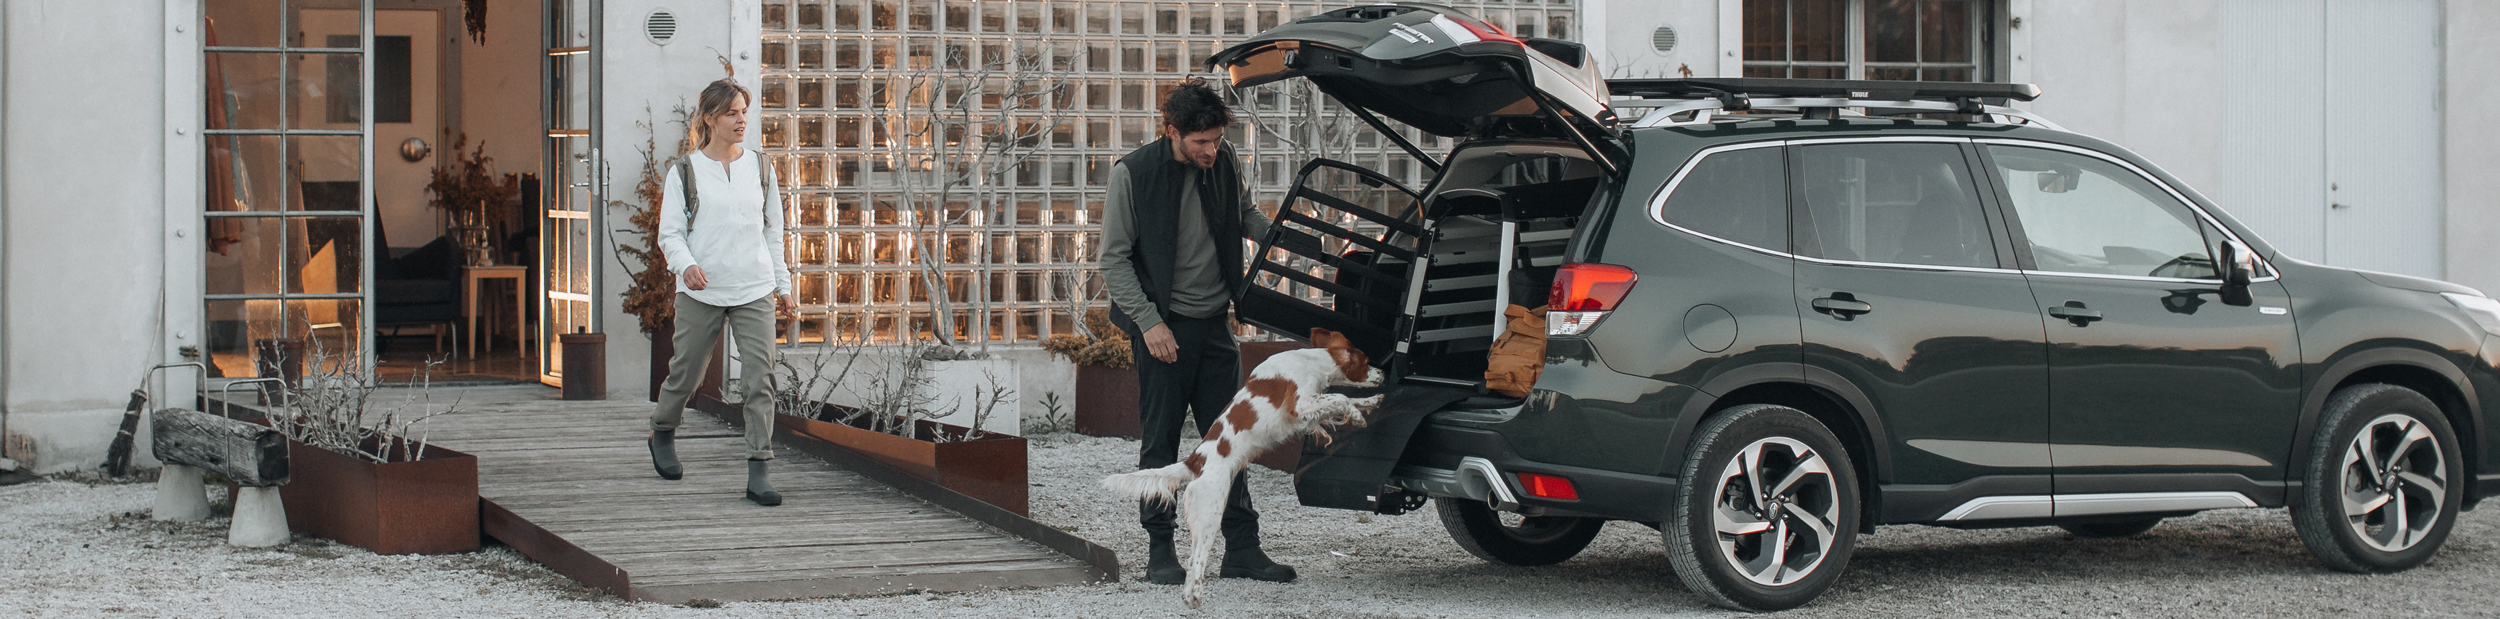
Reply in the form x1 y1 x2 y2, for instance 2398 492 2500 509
538 0 604 385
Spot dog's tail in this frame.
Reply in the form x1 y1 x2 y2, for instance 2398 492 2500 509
1101 463 1196 506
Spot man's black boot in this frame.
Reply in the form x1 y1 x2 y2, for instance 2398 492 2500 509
1145 529 1186 585
648 430 682 480
1220 545 1297 582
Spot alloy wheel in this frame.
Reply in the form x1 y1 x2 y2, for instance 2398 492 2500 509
2338 413 2448 552
1710 436 1842 586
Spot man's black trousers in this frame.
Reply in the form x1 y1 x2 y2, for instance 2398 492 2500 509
1133 313 1261 549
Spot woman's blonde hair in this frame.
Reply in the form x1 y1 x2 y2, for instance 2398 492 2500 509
691 78 751 149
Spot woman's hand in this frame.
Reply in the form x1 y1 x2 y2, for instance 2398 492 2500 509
682 265 708 290
775 293 795 318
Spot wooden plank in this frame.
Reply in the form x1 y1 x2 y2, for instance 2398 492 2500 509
634 558 1093 588
630 563 1101 603
609 538 1061 576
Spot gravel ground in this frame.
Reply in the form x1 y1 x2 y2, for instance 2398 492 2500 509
6 433 2499 618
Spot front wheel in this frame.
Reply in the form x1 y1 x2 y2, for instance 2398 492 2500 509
1663 404 1860 611
1436 498 1605 566
2290 383 2464 573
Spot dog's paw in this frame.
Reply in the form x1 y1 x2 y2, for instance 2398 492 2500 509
1311 428 1336 447
1353 395 1385 409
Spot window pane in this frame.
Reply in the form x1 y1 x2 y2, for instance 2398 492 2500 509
288 217 363 294
1657 147 1788 251
1865 0 1918 63
204 0 283 48
1921 0 1971 63
289 135 361 210
206 135 282 212
1986 146 2218 279
1794 142 1995 268
204 300 280 378
288 298 364 372
205 52 283 129
1794 0 1847 62
205 216 283 294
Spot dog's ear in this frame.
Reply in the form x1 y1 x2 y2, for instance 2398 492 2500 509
1331 347 1371 383
1312 328 1349 349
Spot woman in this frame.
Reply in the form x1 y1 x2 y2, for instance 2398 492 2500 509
647 78 795 506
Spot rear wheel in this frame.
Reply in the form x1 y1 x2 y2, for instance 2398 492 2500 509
1664 404 1860 611
2059 518 2162 539
1436 498 1605 566
2290 383 2463 573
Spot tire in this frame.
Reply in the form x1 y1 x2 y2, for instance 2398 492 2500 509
1435 498 1605 566
2059 518 2162 539
2290 383 2464 573
1663 404 1861 611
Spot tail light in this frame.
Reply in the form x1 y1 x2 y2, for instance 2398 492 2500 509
1432 14 1523 46
1516 472 1580 500
1549 263 1636 336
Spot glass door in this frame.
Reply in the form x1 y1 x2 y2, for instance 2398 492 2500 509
540 0 603 384
201 0 374 381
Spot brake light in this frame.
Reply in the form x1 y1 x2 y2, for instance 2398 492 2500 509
1517 472 1579 500
1549 263 1636 336
1455 17 1521 45
1430 14 1522 46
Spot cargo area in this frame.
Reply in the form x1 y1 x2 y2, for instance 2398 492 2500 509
1236 140 1604 394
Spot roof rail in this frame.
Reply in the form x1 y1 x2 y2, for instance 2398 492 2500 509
1609 78 2042 102
1607 78 2064 132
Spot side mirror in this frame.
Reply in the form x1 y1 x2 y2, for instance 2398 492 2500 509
2219 240 2257 306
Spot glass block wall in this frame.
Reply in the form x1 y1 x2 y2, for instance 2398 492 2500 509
759 0 1578 345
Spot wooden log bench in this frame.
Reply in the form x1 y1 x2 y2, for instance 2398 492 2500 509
150 407 292 547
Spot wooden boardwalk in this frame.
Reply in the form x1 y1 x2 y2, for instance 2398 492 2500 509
417 385 1100 603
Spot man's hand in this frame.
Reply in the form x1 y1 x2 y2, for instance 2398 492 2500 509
774 293 795 318
682 265 708 290
1143 323 1179 364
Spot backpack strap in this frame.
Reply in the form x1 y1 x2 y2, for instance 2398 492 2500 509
677 156 701 224
754 150 776 219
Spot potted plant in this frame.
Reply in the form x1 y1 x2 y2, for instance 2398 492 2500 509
1041 309 1138 439
424 132 521 267
768 342 1030 514
262 352 477 555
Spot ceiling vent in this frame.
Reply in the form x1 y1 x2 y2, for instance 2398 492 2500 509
645 10 677 45
1652 25 1678 54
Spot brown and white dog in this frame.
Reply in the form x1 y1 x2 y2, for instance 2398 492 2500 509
1102 328 1386 608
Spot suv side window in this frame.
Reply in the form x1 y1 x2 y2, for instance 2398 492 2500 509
1655 146 1788 252
1793 142 1997 269
1984 145 2219 280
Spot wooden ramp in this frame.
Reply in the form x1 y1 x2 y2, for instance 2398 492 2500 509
417 385 1102 603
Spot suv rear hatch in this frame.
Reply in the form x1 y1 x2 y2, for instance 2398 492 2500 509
1210 3 1624 511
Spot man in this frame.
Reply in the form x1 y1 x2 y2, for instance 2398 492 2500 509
1097 77 1288 585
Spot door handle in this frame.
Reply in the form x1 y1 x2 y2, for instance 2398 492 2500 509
2049 301 2104 326
1812 294 1874 319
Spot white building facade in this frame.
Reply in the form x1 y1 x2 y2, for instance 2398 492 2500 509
3 0 2495 474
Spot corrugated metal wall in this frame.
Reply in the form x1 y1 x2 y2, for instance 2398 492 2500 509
2217 0 2443 278
2324 0 2444 278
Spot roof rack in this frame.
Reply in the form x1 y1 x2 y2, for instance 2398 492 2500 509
1606 78 2064 131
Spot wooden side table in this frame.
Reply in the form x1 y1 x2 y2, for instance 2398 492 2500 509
462 265 528 359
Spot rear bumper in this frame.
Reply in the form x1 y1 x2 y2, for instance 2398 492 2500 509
1393 422 1679 522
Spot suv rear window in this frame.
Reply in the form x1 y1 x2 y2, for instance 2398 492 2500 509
1655 146 1788 251
1793 142 1997 269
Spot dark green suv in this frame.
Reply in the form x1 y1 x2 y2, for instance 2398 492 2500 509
1212 3 2500 611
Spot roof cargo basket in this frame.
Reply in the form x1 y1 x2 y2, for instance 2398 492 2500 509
1608 78 2063 130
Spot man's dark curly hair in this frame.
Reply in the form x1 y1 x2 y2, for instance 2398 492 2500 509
1160 77 1232 134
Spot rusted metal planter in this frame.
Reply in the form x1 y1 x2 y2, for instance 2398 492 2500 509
280 438 480 555
1072 364 1140 439
781 406 1028 516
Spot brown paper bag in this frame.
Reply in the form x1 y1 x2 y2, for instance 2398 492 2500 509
1484 305 1550 398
